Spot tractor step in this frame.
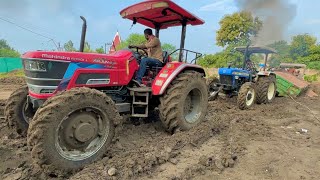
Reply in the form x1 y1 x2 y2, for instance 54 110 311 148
128 87 152 92
129 87 150 118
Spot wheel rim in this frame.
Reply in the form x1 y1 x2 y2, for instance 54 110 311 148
184 88 202 123
22 101 33 124
55 107 110 161
246 89 255 106
267 82 275 100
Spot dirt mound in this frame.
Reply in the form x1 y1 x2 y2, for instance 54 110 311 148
0 100 5 116
310 82 320 95
0 77 25 85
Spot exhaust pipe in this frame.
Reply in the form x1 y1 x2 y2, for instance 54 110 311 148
79 16 87 52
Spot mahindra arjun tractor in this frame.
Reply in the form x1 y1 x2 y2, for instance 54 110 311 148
5 0 208 173
208 45 277 110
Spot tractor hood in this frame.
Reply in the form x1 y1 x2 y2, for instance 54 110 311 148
219 68 250 77
22 49 133 65
21 49 137 98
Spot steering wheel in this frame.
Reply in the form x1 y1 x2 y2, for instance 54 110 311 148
129 46 148 57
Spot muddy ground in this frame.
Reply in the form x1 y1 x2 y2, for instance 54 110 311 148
0 78 319 180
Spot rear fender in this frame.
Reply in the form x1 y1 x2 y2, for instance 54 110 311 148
151 62 205 95
257 71 276 80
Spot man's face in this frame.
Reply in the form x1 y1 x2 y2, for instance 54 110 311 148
144 33 149 40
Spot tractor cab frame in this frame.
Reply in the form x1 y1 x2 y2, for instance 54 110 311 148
209 45 278 110
120 0 204 63
234 45 277 73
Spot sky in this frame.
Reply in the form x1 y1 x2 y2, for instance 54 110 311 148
1 0 320 55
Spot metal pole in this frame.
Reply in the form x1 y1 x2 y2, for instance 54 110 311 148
80 16 87 52
179 20 187 62
264 54 269 71
243 44 250 69
155 28 160 38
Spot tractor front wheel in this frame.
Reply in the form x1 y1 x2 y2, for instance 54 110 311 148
27 87 118 174
5 85 34 137
237 82 256 110
159 71 208 133
256 76 277 104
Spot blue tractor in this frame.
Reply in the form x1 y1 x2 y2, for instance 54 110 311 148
208 45 277 110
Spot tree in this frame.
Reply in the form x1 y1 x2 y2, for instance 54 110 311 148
0 39 20 57
118 33 146 50
162 43 176 53
0 39 12 49
197 47 245 68
95 46 105 54
267 40 291 67
118 33 177 56
297 45 320 70
64 40 77 52
290 34 317 60
84 42 94 53
216 11 263 47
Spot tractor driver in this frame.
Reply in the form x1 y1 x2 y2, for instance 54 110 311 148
129 28 163 87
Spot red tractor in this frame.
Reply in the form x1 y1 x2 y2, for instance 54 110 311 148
5 0 208 173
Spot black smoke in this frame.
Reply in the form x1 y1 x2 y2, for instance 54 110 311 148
236 0 297 45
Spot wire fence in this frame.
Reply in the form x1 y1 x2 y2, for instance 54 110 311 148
0 58 23 73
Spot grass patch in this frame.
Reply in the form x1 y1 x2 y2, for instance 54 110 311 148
0 69 25 79
304 73 320 82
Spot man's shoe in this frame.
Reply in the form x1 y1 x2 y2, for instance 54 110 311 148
132 79 146 87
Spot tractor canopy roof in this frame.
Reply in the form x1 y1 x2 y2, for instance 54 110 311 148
235 46 277 54
120 0 205 29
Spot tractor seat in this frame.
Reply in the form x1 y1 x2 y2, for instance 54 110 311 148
162 51 169 65
147 51 169 70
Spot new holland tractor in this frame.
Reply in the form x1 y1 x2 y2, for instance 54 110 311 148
208 45 277 110
5 0 208 173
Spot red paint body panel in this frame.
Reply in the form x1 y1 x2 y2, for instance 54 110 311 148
120 0 205 29
151 62 205 95
22 50 133 65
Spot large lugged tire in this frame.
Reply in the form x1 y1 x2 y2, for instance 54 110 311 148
27 87 118 174
237 82 256 110
5 85 34 136
159 71 208 133
256 76 276 104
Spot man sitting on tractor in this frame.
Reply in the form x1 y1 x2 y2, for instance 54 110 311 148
129 28 163 87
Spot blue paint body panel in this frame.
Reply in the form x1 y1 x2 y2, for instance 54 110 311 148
216 68 252 90
63 62 105 79
219 68 251 78
55 62 105 92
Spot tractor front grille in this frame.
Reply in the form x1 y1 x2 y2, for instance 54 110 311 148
23 59 69 94
219 75 233 85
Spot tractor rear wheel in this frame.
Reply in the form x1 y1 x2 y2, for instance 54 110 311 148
237 82 256 110
256 76 276 104
159 71 208 133
27 87 118 174
5 85 34 137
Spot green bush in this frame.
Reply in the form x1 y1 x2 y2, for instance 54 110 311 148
307 61 320 70
304 74 319 82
